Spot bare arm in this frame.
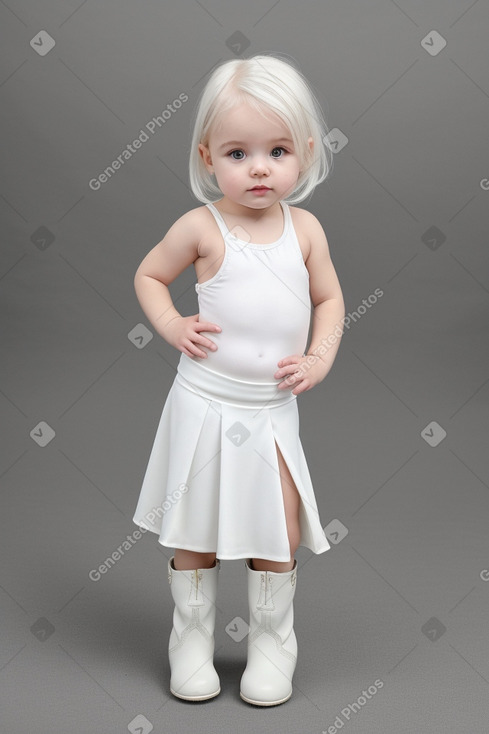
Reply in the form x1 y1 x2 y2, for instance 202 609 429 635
304 213 345 374
134 209 221 358
275 210 345 393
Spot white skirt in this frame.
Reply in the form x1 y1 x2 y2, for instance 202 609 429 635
132 353 331 562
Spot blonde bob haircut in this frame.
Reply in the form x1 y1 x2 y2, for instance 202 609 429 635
189 53 332 205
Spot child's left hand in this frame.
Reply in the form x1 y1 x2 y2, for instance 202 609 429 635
274 353 330 395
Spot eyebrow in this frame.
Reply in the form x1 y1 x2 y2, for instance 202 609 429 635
218 138 294 151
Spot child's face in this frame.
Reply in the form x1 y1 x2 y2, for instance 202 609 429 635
199 101 312 209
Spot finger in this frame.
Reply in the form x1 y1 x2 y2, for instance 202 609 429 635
280 373 310 393
185 339 208 359
277 354 303 367
194 334 218 351
182 344 204 359
277 371 299 389
277 362 302 372
194 322 222 333
291 381 310 395
274 362 304 379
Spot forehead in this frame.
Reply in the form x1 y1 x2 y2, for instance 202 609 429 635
211 101 292 143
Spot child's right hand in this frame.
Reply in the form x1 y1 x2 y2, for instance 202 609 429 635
162 314 221 359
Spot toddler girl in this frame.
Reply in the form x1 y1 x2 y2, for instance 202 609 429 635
133 53 345 706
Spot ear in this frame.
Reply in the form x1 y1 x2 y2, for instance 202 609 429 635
300 137 314 174
198 143 214 173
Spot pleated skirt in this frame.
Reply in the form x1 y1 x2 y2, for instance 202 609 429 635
132 353 331 562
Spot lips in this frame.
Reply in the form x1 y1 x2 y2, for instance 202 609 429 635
250 186 270 190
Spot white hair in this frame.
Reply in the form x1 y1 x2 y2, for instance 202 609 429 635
188 53 333 204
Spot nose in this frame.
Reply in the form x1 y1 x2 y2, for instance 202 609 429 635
250 154 270 176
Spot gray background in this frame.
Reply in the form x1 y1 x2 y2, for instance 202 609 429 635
1 1 488 732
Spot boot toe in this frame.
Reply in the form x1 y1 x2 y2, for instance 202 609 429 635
171 663 220 701
240 667 292 706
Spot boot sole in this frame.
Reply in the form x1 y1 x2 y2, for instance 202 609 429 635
170 686 221 702
240 690 292 706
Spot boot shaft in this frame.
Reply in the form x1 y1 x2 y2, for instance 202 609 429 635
168 557 220 631
246 560 297 621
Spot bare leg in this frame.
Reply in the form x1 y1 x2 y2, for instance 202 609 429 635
173 549 217 570
252 441 301 573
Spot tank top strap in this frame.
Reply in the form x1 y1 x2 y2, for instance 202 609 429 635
206 201 291 248
280 200 292 235
205 203 229 241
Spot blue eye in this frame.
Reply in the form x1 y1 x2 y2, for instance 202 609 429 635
271 147 286 158
229 150 245 160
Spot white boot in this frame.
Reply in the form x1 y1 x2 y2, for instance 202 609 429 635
240 558 298 706
167 556 220 701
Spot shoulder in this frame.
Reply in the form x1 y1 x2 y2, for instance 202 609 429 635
171 204 210 231
184 204 220 254
167 205 212 246
288 205 326 237
288 205 330 260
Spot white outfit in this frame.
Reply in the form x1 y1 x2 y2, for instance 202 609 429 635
132 201 331 562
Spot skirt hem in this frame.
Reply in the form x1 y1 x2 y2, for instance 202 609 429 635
132 517 331 562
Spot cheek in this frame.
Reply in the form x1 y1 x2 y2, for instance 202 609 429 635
214 165 242 193
221 166 242 185
284 163 301 183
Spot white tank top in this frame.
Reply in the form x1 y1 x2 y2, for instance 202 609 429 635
194 201 311 383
